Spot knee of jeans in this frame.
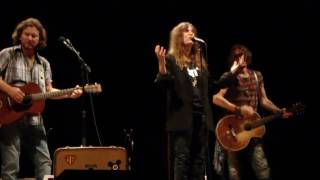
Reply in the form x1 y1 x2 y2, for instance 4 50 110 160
256 167 271 180
176 153 189 161
2 159 20 171
47 159 53 166
229 167 240 179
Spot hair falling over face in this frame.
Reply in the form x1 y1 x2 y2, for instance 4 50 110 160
189 43 204 69
228 44 252 66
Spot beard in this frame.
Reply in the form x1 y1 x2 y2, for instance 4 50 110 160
21 41 38 52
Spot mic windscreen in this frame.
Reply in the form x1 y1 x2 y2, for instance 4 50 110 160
58 36 66 42
192 37 206 43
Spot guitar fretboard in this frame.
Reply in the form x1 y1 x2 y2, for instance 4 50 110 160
249 112 282 129
30 88 78 101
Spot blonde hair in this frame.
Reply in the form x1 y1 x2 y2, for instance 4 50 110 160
168 22 207 70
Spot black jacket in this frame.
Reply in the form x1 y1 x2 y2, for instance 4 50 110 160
155 55 237 131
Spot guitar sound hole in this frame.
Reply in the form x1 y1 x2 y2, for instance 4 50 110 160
22 95 32 105
12 96 32 112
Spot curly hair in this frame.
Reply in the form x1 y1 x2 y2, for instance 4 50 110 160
12 17 47 49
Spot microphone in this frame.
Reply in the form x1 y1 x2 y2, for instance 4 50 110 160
58 36 78 54
59 36 72 48
192 37 206 44
58 36 69 45
58 36 91 72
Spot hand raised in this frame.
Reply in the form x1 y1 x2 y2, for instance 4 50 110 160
155 45 167 74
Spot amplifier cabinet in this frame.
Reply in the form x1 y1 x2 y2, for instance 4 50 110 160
53 146 128 177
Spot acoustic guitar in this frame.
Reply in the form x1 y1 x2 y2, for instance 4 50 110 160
0 82 102 127
215 103 305 151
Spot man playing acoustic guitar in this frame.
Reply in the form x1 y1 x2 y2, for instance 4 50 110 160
0 18 83 180
212 44 292 180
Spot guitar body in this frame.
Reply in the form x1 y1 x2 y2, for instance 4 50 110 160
0 83 45 127
215 113 265 152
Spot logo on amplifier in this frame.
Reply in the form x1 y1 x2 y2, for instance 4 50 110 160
64 154 77 165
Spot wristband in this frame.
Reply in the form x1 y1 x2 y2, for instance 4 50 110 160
235 106 241 116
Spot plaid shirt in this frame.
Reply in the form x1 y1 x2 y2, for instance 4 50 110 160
225 69 263 111
0 45 52 125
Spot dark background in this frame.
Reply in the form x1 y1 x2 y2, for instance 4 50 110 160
0 0 317 179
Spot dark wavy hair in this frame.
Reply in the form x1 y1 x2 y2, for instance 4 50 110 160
228 44 252 66
12 17 47 49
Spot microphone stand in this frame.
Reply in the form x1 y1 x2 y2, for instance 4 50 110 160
65 41 91 146
123 128 134 171
78 54 91 147
196 40 211 180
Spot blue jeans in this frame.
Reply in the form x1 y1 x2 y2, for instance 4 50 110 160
227 141 271 180
0 119 52 180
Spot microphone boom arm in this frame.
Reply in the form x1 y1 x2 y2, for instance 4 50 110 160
59 36 91 73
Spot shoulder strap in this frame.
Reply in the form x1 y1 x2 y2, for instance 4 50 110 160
253 71 259 109
253 71 259 89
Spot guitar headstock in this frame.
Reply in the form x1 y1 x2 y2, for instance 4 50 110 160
289 102 306 116
83 83 102 94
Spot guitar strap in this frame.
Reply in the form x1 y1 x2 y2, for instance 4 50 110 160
38 63 46 92
253 71 259 110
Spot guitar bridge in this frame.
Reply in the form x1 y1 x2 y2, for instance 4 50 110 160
228 124 237 140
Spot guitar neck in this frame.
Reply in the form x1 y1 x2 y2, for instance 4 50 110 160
250 112 282 129
30 87 78 101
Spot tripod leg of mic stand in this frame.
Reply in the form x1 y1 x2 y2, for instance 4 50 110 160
203 115 213 180
167 132 172 180
204 168 207 180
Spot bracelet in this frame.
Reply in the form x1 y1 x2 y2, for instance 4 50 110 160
235 106 241 116
273 108 282 114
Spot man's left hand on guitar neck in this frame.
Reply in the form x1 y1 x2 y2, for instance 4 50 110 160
68 85 83 99
279 108 293 119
